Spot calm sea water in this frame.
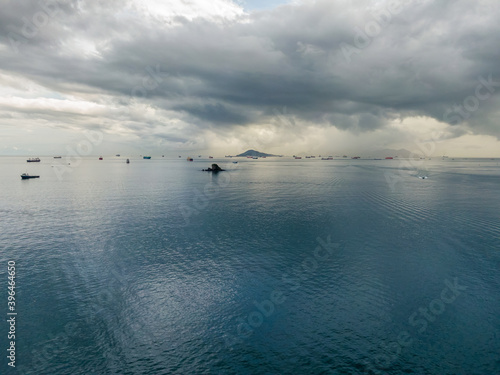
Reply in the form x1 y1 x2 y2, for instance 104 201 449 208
0 156 499 374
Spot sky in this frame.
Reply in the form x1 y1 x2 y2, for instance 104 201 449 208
1 0 500 157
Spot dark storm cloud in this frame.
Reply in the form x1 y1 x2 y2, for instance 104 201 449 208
175 102 251 124
1 0 499 137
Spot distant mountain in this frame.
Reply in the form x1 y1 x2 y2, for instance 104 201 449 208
236 149 279 157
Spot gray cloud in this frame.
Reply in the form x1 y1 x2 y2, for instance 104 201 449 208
1 0 500 148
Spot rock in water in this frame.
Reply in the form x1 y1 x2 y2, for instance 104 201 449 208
202 163 225 172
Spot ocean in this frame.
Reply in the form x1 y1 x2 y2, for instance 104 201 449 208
1 156 499 374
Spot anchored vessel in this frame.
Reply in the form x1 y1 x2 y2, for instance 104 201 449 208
21 173 40 179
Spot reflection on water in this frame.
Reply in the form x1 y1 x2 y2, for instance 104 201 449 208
0 157 499 374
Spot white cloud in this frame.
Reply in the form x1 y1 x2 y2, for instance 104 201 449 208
135 0 246 22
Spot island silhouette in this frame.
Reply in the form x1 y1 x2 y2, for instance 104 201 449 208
236 149 280 157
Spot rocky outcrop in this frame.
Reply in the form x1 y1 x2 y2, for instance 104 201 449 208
202 163 225 172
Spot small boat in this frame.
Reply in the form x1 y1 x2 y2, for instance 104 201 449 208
99 156 103 160
126 159 130 164
143 156 151 159
187 157 193 161
27 158 40 162
53 156 62 159
21 173 39 179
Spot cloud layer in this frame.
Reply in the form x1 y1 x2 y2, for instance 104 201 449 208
1 0 499 154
